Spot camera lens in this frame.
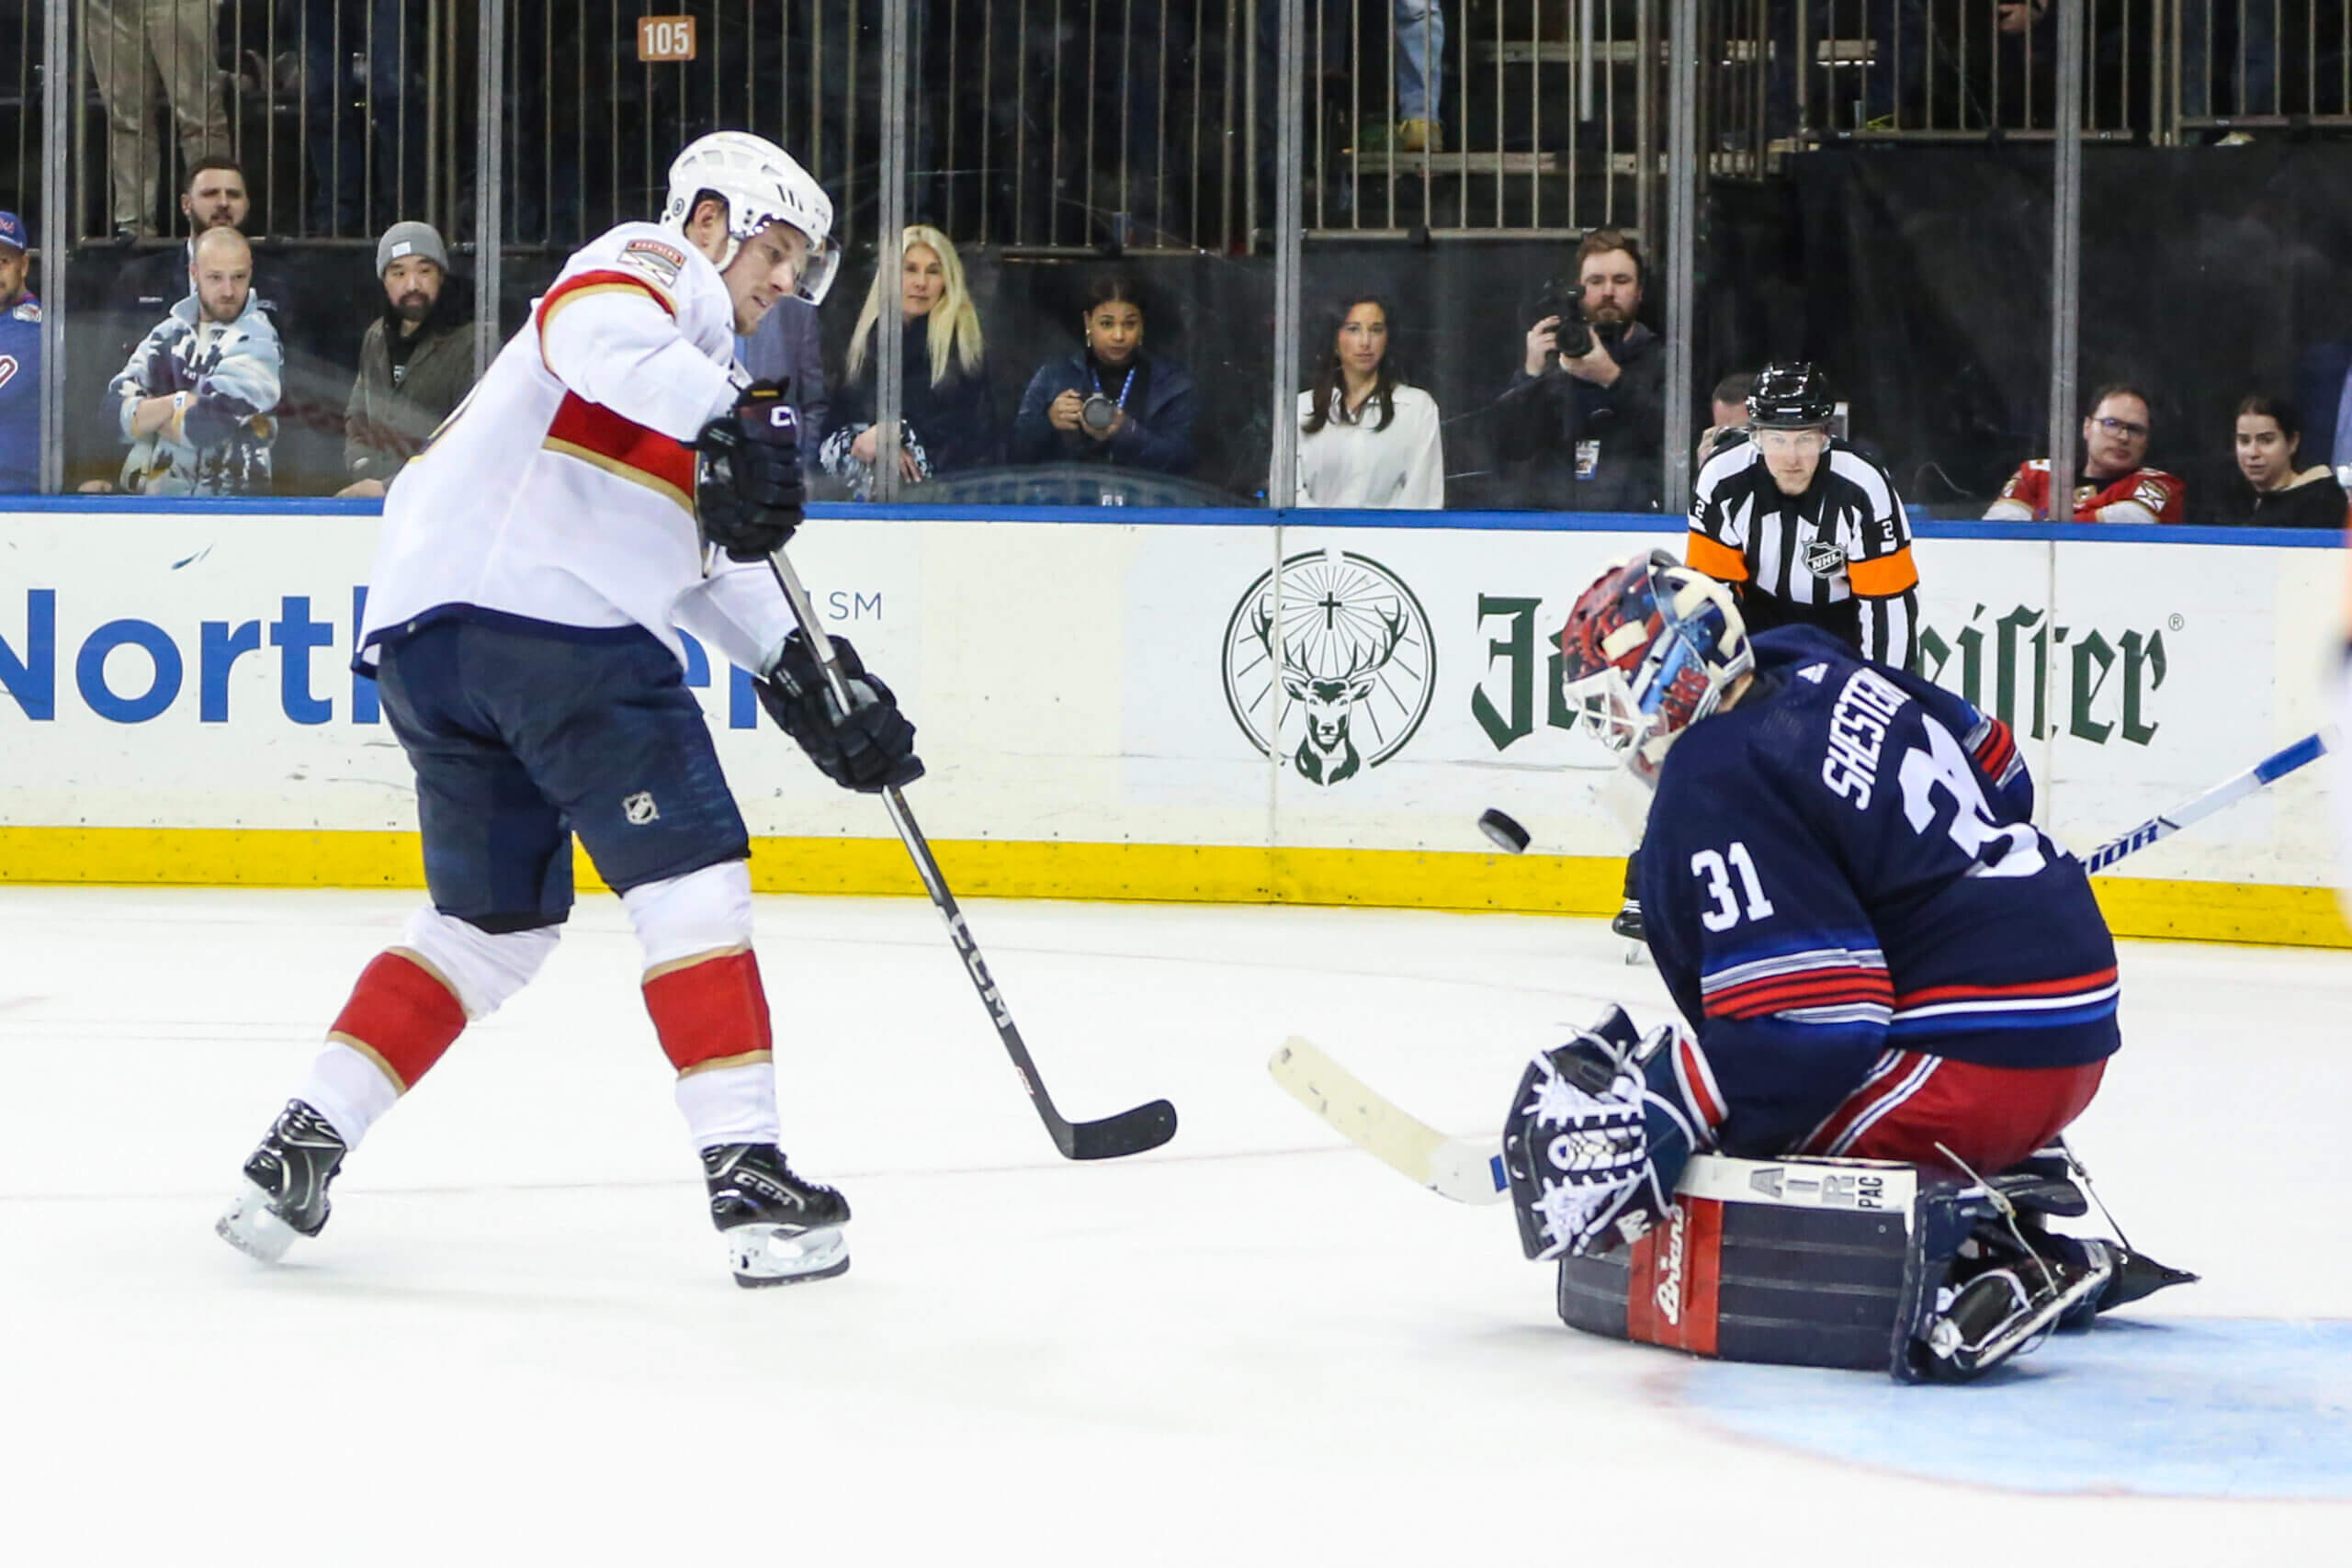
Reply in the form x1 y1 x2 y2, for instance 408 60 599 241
1080 392 1118 433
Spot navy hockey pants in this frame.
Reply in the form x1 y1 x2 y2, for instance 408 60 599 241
372 615 751 931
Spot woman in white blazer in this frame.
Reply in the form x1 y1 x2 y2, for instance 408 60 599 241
1292 295 1444 508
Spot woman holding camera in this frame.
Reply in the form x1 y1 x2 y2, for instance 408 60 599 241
1293 295 1443 508
821 224 1001 497
1009 275 1197 474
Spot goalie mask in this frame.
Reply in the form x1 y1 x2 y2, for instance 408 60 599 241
661 130 839 303
1557 550 1752 788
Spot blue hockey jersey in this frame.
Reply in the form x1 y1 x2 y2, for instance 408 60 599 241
0 294 39 492
1635 625 2120 1163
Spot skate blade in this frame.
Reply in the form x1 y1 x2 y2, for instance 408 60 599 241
215 1179 300 1264
728 1223 849 1289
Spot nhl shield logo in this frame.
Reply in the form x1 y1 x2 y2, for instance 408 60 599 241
1802 538 1847 576
1222 549 1435 786
623 791 660 826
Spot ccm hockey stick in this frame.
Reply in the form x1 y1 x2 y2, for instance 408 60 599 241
1284 728 2341 1201
2083 727 2335 872
765 548 1178 1161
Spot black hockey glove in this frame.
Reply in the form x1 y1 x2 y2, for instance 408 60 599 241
756 630 924 794
694 380 806 562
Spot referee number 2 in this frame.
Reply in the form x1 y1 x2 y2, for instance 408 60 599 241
1691 842 1774 931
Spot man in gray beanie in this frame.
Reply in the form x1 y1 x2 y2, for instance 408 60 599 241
339 220 476 497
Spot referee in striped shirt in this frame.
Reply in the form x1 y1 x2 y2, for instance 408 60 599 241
1612 364 1919 946
1686 363 1919 669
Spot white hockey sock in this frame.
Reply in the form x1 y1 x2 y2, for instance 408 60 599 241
675 1061 782 1151
293 1040 402 1148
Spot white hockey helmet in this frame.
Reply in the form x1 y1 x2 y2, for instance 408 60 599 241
660 130 839 303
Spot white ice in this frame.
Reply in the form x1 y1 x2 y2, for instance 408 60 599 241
3 886 2348 1563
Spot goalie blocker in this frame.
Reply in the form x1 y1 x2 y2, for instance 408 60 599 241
1547 1152 2194 1382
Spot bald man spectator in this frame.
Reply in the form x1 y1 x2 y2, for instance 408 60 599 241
339 221 475 496
107 227 282 495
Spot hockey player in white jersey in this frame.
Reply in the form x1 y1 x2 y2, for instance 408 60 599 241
217 131 920 1287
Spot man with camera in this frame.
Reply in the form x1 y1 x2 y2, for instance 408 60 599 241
1492 229 1664 513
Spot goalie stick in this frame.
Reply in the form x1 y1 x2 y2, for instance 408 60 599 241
1283 728 2339 1201
764 548 1177 1161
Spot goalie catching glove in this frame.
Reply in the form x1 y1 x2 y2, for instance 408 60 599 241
756 630 924 793
1501 1005 1702 1261
695 380 806 561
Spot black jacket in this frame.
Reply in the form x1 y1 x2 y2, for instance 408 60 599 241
824 322 1002 479
1491 321 1665 512
2224 467 2347 529
1009 348 1197 475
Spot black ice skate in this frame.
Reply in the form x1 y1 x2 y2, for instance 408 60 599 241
1611 899 1650 965
215 1100 347 1264
701 1144 851 1288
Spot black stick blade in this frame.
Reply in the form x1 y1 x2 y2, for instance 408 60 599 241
1062 1099 1180 1160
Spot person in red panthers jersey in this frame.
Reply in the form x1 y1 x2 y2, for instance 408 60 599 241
1985 383 2185 524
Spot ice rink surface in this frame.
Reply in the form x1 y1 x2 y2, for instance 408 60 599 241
3 886 2347 1563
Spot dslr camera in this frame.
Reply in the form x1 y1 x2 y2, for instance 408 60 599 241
1529 277 1623 365
1080 392 1121 434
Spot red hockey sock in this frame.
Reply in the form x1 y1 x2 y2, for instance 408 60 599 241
328 950 469 1092
643 949 775 1075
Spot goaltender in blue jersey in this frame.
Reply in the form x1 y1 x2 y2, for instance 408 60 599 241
1497 550 2186 1382
1634 621 2119 1166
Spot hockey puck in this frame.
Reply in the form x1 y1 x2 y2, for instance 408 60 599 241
1478 808 1532 855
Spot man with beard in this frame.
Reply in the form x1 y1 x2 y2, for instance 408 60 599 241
107 160 290 367
107 225 282 496
339 221 475 497
1492 229 1664 512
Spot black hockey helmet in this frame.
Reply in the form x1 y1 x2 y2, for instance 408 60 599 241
1747 362 1836 430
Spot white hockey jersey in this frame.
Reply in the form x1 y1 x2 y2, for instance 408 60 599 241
356 221 795 676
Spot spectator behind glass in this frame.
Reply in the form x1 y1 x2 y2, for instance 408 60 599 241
2225 396 2347 529
1985 384 2185 523
107 226 282 496
0 211 42 494
821 225 999 498
108 160 290 367
735 296 829 472
1010 275 1197 476
1492 227 1664 511
83 0 232 238
1291 295 1442 508
1697 369 1754 467
339 221 475 497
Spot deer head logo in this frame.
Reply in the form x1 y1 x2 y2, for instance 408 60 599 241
1222 550 1436 787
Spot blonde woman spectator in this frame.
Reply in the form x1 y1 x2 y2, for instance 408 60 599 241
1292 296 1442 508
820 225 1000 496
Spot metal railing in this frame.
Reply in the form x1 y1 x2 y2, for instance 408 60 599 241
63 1 458 245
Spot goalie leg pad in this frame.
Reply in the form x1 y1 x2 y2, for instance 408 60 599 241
1555 1155 2194 1382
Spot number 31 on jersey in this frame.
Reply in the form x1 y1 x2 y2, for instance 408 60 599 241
1690 842 1775 932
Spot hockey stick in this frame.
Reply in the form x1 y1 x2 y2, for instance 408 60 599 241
763 549 1177 1160
1288 728 2343 1202
1269 1039 1509 1203
2082 727 2335 873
